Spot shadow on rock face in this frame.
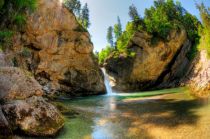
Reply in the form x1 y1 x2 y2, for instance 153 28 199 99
0 107 12 138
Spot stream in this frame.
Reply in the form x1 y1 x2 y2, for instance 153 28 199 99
15 72 210 139
55 71 210 139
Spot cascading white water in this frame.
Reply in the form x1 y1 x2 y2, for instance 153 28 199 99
102 68 114 96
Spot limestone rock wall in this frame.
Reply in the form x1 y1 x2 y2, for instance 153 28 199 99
105 30 192 91
186 50 210 97
11 0 105 96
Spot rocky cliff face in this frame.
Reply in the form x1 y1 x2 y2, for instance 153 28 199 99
185 50 210 97
105 30 192 91
10 0 105 96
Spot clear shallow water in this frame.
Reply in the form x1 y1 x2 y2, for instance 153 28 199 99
56 88 210 139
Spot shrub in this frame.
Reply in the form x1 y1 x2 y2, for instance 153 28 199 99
99 0 201 64
0 0 37 51
98 46 114 64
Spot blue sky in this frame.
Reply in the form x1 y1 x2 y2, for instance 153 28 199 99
80 0 210 52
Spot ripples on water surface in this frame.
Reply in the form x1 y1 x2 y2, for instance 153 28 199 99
55 88 210 139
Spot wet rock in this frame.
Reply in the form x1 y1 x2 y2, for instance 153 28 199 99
2 96 64 136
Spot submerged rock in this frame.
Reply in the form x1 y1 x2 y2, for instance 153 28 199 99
10 0 105 96
105 30 192 91
2 96 64 136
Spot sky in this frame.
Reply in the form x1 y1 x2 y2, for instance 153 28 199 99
79 0 210 52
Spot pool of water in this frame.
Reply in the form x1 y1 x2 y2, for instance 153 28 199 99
55 88 210 139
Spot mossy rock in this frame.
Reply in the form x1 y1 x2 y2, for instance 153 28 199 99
2 96 65 136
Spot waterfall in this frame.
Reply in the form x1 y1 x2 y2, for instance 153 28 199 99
102 68 114 96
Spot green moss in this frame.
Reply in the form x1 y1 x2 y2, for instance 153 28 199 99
74 24 87 32
21 47 31 58
187 43 199 60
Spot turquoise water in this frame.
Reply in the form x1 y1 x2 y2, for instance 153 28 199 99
55 88 210 139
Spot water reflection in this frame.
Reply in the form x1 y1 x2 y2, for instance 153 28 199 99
57 89 210 139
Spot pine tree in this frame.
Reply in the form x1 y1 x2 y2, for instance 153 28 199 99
129 4 140 22
114 16 122 40
80 3 90 29
64 0 81 16
107 26 114 47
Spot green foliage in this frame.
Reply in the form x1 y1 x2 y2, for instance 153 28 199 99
116 22 135 53
80 3 90 29
13 14 26 26
107 26 114 47
64 0 81 16
0 30 13 38
144 0 199 40
21 47 31 58
197 3 210 57
182 13 200 41
113 16 122 40
14 0 37 11
98 46 114 64
187 43 199 60
99 0 201 64
0 30 13 50
129 4 140 22
0 0 37 51
64 0 90 29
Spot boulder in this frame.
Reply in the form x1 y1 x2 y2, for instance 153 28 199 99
10 0 105 96
2 96 64 136
0 67 43 101
0 66 64 136
105 30 191 91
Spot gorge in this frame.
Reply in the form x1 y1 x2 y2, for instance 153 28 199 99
0 0 210 139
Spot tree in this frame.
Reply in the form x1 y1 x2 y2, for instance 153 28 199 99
64 0 81 16
197 3 210 56
144 0 199 40
0 0 37 51
80 3 90 29
114 16 122 40
98 46 114 64
129 4 140 22
107 26 114 47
